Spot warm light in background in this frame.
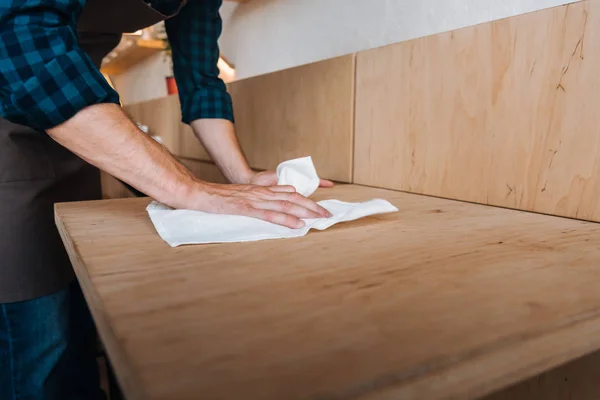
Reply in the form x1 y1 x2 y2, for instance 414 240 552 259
124 30 143 36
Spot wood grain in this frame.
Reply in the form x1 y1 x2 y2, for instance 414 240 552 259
123 95 210 161
54 200 148 400
229 55 356 182
354 0 598 221
55 185 600 400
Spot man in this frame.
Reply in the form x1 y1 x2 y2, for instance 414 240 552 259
0 0 332 398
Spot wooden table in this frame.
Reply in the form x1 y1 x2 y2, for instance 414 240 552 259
55 185 600 400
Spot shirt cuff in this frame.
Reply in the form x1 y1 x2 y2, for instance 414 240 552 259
180 88 234 124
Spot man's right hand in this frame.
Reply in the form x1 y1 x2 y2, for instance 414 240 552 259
190 182 332 229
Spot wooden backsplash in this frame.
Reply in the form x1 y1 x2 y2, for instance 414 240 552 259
120 0 600 223
354 0 599 221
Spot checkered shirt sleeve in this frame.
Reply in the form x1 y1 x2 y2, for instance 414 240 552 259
0 0 120 131
165 0 234 124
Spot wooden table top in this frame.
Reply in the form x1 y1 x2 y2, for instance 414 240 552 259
55 185 600 400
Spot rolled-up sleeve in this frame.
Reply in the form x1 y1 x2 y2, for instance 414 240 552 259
0 0 120 131
165 0 234 124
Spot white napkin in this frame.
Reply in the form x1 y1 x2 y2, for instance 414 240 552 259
147 156 398 247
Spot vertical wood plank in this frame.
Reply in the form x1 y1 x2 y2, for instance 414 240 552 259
123 95 210 161
100 172 135 200
354 0 599 220
229 55 356 182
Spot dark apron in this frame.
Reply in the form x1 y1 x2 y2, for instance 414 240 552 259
0 0 172 303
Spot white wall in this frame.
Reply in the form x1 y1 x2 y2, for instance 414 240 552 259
220 0 579 80
113 52 171 106
114 0 580 104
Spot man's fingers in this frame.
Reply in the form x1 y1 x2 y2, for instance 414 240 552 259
273 192 331 218
254 199 323 219
269 185 296 193
207 183 333 227
250 209 305 229
319 179 334 188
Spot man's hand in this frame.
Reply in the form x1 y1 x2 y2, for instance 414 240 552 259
190 120 336 189
192 182 332 228
249 170 335 188
189 119 334 228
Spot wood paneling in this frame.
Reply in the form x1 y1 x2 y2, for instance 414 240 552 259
123 95 210 160
178 158 228 184
354 0 599 221
55 185 600 400
100 172 135 200
123 54 355 182
229 55 356 182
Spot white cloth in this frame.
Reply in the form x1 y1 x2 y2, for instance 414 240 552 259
147 156 398 247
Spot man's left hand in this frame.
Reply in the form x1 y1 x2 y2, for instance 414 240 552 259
250 171 334 189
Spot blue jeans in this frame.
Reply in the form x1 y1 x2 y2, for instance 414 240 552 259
0 280 106 400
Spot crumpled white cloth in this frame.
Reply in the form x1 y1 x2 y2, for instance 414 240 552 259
147 156 398 247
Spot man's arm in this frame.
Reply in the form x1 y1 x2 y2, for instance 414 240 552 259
0 0 330 228
0 0 118 130
165 0 333 188
164 0 251 182
191 119 335 188
190 119 253 184
48 105 331 227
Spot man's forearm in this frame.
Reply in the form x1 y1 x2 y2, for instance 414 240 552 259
47 103 331 228
47 103 200 209
190 119 254 184
190 118 336 189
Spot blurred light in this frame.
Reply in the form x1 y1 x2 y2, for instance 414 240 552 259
124 30 143 36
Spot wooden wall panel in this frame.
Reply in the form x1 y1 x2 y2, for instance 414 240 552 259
123 54 355 182
100 172 135 200
229 55 356 182
354 0 600 221
123 95 210 161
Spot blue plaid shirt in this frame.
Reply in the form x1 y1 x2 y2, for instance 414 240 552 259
0 0 233 132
